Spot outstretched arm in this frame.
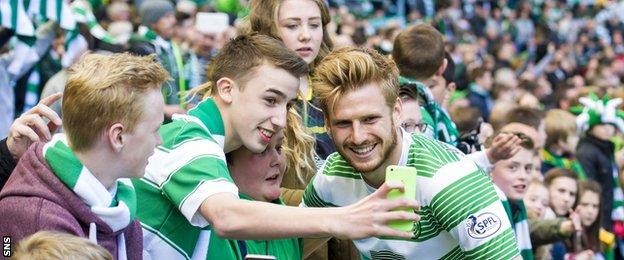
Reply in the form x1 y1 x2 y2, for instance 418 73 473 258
200 181 420 240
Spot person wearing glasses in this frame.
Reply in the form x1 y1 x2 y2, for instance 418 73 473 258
399 80 522 175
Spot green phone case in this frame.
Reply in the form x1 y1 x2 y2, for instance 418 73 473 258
385 165 418 233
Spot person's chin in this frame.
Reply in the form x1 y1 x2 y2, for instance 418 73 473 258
351 159 382 173
265 189 281 202
246 140 267 154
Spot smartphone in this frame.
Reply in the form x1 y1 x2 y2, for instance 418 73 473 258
385 165 418 232
245 254 276 260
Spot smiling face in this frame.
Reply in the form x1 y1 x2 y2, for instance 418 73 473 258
277 0 323 64
229 63 299 153
491 148 533 201
327 83 401 173
548 176 578 216
228 131 286 202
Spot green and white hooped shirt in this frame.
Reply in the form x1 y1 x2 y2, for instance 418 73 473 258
134 98 241 259
302 131 520 259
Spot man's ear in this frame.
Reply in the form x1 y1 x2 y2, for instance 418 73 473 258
324 115 332 136
107 123 125 153
435 58 448 77
393 97 403 123
216 78 235 104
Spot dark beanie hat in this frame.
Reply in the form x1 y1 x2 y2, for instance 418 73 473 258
139 0 175 26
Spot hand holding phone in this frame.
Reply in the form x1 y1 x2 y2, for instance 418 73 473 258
385 165 418 232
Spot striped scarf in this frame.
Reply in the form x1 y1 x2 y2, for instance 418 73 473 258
397 76 460 146
70 0 117 44
43 134 136 259
540 149 587 180
497 187 534 260
611 163 624 221
1 0 118 69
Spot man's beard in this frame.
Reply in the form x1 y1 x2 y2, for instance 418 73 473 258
337 121 399 173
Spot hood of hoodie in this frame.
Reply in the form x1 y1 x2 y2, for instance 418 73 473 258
0 142 125 239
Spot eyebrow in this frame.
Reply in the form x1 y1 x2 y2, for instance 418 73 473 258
280 17 322 22
266 88 287 99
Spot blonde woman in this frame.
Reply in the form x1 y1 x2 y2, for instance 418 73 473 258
248 0 334 190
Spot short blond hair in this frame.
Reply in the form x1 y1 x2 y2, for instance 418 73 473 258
13 231 112 260
313 47 399 117
63 53 169 151
545 109 577 148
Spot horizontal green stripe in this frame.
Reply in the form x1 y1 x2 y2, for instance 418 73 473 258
464 229 518 259
439 246 463 260
161 156 232 209
303 183 337 207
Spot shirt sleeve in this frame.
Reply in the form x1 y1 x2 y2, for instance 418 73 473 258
466 150 492 174
425 159 520 259
144 135 238 228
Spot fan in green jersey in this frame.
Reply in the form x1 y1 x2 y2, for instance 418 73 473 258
305 46 522 259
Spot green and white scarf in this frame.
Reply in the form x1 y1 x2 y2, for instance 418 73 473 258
497 187 534 260
540 149 587 180
398 76 460 146
43 134 136 259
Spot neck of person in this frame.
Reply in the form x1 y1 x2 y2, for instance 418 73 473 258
299 75 310 99
362 128 405 189
418 76 435 88
74 148 120 190
215 98 242 153
549 145 564 156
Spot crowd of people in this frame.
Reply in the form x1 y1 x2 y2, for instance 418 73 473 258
0 0 624 259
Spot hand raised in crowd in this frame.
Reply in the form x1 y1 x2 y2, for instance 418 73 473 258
334 181 420 240
559 209 583 237
7 92 62 160
486 132 522 164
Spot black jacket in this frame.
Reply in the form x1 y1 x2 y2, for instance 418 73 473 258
0 138 17 190
576 135 617 231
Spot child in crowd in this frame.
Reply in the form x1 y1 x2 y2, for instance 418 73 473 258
525 175 585 260
544 168 580 259
490 133 536 259
568 180 614 259
541 109 584 179
208 130 301 259
544 168 579 218
524 181 550 220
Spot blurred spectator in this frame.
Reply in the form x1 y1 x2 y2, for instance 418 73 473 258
13 231 112 260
